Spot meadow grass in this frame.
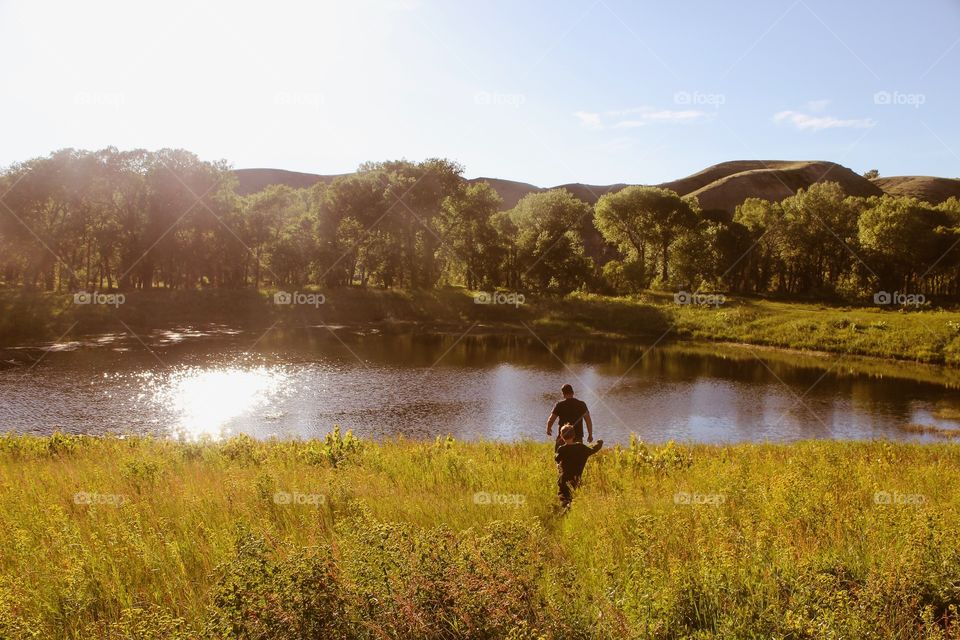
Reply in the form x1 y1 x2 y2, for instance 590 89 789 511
2 431 960 638
557 291 960 365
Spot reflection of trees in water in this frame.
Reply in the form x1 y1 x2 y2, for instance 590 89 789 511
262 328 948 423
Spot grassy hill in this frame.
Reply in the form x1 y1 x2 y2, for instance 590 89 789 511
686 160 883 215
232 160 903 215
464 176 541 209
873 175 960 204
233 168 340 195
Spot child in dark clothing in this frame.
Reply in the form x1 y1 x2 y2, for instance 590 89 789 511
555 423 603 507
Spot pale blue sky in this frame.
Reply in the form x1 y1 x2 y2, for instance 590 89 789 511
1 0 958 186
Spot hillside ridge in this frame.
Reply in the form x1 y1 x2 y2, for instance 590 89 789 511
233 161 953 213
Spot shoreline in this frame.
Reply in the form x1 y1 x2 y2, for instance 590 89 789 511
5 304 960 390
4 287 960 367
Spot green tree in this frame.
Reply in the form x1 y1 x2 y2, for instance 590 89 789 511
437 182 504 289
241 184 303 288
594 186 696 287
509 189 592 293
858 196 956 294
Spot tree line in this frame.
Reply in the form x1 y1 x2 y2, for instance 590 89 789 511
2 147 959 302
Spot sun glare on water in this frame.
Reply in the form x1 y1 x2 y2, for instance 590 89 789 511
155 366 288 439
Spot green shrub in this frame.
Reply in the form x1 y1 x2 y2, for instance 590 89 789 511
205 531 349 639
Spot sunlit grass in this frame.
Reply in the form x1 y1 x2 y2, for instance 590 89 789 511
3 432 960 638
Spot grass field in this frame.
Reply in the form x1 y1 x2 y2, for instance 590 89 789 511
5 288 960 367
3 432 960 638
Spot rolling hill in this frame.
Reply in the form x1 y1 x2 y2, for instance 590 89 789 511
232 161 950 215
871 176 960 204
684 161 883 214
463 177 540 209
233 168 343 195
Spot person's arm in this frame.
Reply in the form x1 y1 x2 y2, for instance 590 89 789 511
585 410 593 442
546 412 558 436
587 439 604 455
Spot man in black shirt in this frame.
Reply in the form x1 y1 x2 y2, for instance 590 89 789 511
555 423 603 507
546 383 593 451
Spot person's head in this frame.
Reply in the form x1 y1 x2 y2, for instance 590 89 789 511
561 383 574 399
560 423 575 443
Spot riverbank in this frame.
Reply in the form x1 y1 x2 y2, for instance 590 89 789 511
2 433 960 638
4 288 960 366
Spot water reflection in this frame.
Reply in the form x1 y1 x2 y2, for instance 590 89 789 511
2 327 960 443
150 366 288 439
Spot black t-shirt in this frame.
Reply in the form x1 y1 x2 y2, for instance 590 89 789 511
552 397 589 440
555 441 603 482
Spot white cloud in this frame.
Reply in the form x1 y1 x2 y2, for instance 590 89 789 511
575 107 709 130
574 111 603 129
773 110 875 131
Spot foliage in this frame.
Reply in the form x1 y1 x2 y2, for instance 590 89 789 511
3 148 960 303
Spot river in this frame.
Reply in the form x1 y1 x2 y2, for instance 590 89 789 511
1 325 959 443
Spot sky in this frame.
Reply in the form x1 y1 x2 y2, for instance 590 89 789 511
1 0 958 187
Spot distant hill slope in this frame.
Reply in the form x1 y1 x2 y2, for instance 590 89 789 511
553 183 629 205
233 168 334 195
232 161 952 214
658 160 797 195
684 161 883 215
872 176 960 204
465 177 540 209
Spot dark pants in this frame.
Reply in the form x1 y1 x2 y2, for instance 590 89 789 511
557 474 581 507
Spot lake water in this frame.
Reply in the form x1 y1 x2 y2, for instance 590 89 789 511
1 325 959 443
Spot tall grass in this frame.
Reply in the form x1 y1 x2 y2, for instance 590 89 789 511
565 291 960 366
3 432 960 638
